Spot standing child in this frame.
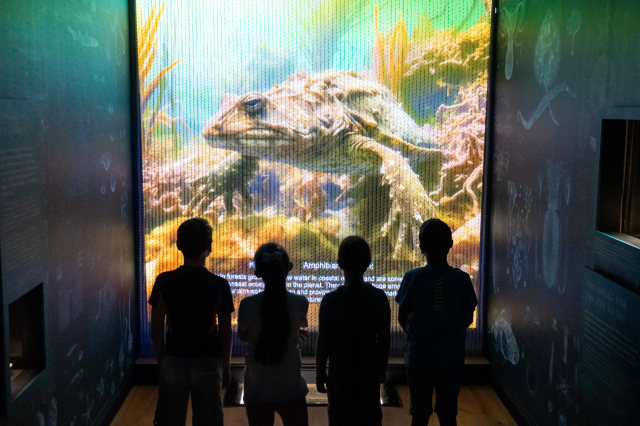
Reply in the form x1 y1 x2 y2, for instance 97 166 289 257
149 218 234 426
316 236 391 426
395 219 478 426
238 243 310 426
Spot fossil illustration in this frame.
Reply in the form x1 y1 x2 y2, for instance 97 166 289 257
518 11 575 129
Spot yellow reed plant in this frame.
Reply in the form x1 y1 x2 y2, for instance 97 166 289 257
137 3 182 156
373 5 408 97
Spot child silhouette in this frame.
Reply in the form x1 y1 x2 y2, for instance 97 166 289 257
396 219 478 426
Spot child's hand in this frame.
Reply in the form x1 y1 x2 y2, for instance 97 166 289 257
222 367 231 389
210 298 223 334
214 297 222 315
316 380 327 393
299 328 308 341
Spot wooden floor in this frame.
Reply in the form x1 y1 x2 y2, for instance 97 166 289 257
111 385 516 426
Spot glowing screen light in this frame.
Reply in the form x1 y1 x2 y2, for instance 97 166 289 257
137 0 489 356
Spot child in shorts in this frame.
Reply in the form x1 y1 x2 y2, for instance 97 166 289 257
149 218 234 426
316 236 391 426
395 219 478 426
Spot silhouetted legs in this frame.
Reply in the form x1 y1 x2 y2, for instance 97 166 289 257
406 367 462 426
154 356 223 426
245 397 308 426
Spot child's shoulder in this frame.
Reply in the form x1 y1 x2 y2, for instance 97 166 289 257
155 267 183 284
238 293 264 321
367 283 387 297
403 266 430 280
404 266 470 281
239 292 262 307
445 267 471 281
287 292 310 312
405 266 425 276
288 292 309 304
320 286 343 303
367 284 391 305
207 271 229 285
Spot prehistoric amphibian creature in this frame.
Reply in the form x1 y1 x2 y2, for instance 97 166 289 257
200 71 443 257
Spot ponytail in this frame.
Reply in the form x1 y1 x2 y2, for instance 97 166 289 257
254 243 291 366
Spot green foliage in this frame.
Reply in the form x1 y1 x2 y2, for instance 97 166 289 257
416 0 486 34
289 0 382 71
153 77 167 119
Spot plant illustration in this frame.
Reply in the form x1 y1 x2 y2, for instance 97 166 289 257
373 5 408 96
566 10 581 55
518 11 575 129
499 0 525 80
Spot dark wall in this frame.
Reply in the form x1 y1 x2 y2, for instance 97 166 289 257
488 0 640 425
0 0 137 424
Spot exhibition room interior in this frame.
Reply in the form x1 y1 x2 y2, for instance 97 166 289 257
1 0 639 425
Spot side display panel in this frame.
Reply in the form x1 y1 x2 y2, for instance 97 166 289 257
1 0 136 423
579 268 640 425
136 0 490 356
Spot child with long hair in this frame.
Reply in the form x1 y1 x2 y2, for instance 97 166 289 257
316 236 391 426
238 243 309 426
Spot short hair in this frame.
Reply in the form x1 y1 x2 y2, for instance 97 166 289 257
337 236 372 274
177 218 213 258
419 219 453 256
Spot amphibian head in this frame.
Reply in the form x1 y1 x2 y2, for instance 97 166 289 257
202 73 356 159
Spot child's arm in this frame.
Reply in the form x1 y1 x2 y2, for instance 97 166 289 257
464 310 474 328
299 300 309 341
461 273 478 329
398 302 410 334
377 298 391 383
238 329 249 341
315 297 332 393
150 294 167 365
395 273 413 334
237 299 249 341
218 313 232 389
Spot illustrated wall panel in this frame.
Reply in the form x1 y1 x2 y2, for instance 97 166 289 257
487 0 640 424
135 0 491 357
0 0 136 423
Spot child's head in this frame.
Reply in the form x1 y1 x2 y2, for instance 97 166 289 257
419 219 453 257
254 243 291 285
337 236 372 275
176 218 213 260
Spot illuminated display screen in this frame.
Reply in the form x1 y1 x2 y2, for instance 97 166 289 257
137 0 489 356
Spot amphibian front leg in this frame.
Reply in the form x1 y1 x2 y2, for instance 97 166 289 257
348 135 437 258
182 153 258 218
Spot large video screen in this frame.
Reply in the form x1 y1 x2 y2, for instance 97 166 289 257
137 0 489 356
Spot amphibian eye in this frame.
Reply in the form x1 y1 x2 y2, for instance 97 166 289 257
243 95 264 113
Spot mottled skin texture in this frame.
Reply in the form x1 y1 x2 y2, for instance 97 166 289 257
201 71 443 257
